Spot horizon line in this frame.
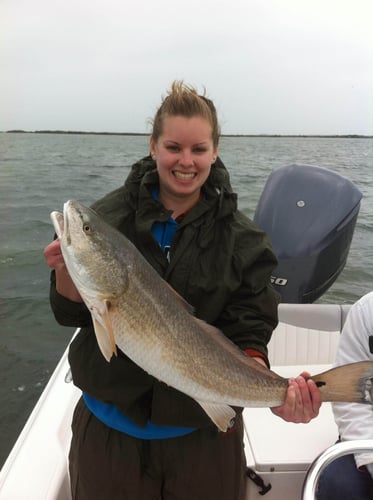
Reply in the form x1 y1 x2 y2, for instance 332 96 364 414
2 129 373 139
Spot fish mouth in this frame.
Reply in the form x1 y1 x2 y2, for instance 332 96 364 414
50 210 65 239
50 201 72 245
63 201 71 245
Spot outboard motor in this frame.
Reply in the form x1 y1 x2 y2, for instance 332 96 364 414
254 164 362 303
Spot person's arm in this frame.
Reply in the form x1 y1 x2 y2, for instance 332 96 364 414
221 223 321 424
332 293 373 473
218 228 280 365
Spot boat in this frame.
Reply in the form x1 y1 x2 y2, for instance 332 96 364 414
0 305 360 500
0 164 371 499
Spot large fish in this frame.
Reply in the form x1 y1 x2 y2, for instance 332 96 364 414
51 200 373 431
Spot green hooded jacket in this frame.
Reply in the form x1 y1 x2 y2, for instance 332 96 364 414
50 156 280 428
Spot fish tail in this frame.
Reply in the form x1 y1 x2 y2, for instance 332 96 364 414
311 361 373 404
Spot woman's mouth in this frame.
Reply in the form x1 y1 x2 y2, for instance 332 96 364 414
173 171 196 180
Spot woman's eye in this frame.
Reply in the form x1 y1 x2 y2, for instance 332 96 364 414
165 144 207 154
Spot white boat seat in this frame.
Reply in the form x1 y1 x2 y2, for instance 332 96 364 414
269 303 350 367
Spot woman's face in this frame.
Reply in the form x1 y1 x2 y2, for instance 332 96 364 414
150 115 218 206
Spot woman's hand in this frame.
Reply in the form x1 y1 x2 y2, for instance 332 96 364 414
44 239 65 269
271 372 321 423
252 358 321 423
44 240 83 303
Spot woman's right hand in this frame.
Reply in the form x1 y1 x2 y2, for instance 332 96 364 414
44 239 65 269
44 240 83 302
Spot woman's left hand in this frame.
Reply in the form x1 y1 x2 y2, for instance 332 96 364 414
270 372 322 423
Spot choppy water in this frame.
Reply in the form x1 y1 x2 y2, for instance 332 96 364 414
0 133 372 466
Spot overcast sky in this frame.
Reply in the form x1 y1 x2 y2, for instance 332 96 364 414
1 0 372 135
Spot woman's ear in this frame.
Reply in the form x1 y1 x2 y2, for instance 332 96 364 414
212 145 219 163
149 137 156 160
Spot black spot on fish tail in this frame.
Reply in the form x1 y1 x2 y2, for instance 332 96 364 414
364 377 373 403
305 375 325 388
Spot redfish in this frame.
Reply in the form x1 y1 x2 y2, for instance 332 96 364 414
51 200 373 431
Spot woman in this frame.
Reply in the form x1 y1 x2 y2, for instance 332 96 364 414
44 81 321 500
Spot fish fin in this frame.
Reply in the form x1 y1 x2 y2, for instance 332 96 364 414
91 299 117 362
196 401 236 432
165 282 195 314
194 317 267 366
311 361 373 404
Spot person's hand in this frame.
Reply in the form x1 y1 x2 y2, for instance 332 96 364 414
270 371 321 423
44 239 65 269
44 239 83 302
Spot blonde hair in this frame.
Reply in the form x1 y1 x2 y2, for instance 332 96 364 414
151 81 220 147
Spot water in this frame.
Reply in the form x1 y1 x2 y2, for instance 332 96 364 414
0 133 372 467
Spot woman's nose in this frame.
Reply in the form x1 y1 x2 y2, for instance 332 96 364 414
179 149 193 166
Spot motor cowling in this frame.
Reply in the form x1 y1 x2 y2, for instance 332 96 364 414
254 164 362 303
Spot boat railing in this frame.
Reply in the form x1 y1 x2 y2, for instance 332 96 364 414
302 439 373 499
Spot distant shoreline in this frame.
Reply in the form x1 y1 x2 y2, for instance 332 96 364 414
2 129 373 139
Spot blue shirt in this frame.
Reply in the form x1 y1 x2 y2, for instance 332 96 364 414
83 186 197 439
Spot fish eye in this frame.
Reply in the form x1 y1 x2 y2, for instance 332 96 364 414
83 222 93 234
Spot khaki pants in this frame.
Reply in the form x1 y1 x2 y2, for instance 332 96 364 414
69 397 247 500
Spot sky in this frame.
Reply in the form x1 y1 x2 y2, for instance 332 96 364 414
1 0 373 135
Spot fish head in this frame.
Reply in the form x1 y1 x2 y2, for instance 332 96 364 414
50 200 129 300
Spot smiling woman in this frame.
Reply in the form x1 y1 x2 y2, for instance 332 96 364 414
42 81 321 500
